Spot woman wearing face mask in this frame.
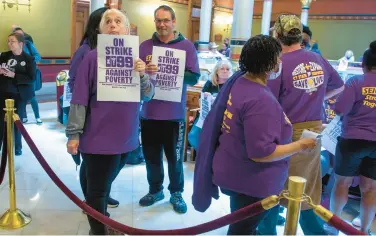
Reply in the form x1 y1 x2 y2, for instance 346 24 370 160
193 35 317 235
65 9 154 235
0 33 36 156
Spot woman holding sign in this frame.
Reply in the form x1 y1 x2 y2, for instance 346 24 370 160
330 41 376 235
66 6 122 212
66 9 154 235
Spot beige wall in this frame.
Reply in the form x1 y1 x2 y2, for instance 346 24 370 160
0 0 71 57
308 20 376 60
122 0 188 43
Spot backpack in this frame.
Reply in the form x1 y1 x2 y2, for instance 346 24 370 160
26 42 42 91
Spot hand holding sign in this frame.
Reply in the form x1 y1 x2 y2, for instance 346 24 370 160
298 138 318 152
134 58 146 76
146 63 158 75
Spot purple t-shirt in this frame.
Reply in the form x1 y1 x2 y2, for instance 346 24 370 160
212 77 293 198
139 37 200 120
335 73 376 141
268 49 344 124
70 49 140 154
68 41 91 92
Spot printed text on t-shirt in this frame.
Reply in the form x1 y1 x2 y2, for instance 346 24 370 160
362 87 376 108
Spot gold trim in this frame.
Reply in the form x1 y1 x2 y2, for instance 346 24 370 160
313 205 334 223
260 195 280 210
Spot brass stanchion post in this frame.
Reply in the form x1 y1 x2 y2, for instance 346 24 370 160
284 176 307 235
0 99 31 230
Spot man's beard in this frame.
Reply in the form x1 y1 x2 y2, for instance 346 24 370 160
157 29 169 36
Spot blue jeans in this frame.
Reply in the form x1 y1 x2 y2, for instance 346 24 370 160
20 96 40 119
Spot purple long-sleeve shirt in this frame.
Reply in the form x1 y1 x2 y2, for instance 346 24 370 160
68 40 91 92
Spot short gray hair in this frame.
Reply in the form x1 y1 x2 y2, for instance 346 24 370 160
99 8 130 34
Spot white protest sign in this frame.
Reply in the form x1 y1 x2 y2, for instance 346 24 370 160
151 46 186 102
195 93 215 129
97 34 140 102
62 82 72 108
300 129 320 139
321 115 342 155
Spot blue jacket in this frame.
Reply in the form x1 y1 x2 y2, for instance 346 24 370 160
24 41 41 63
192 70 245 212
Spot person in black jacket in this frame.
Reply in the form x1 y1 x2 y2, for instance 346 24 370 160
0 33 36 155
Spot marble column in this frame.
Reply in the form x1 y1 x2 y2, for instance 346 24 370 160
198 0 213 51
90 0 105 13
230 0 255 67
300 0 313 26
261 0 273 35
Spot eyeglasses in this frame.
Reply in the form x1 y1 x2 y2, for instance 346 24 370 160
154 19 171 25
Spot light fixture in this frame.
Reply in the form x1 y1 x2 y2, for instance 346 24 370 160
2 0 31 13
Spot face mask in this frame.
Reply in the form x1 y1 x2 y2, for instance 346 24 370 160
268 62 282 80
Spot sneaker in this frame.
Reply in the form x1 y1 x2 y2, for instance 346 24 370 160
352 215 361 227
108 197 119 208
139 191 165 206
36 118 43 125
170 192 187 214
15 149 22 156
22 118 28 123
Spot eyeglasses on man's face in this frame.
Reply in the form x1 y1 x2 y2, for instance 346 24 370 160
154 18 172 25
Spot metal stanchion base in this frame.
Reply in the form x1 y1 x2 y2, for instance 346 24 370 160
0 209 31 230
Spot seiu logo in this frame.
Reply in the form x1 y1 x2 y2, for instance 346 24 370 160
146 55 152 63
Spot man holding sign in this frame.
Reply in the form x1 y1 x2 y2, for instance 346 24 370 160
138 5 200 214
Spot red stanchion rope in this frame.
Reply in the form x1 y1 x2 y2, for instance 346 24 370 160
328 214 366 235
0 122 8 185
14 120 267 235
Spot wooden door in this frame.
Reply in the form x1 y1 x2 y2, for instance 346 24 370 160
191 18 200 42
70 0 90 57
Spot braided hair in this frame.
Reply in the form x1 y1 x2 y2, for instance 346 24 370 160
239 35 282 74
363 41 376 71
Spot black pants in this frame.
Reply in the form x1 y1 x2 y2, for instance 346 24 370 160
226 191 269 235
79 153 127 198
0 93 22 151
81 153 127 235
141 119 185 194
